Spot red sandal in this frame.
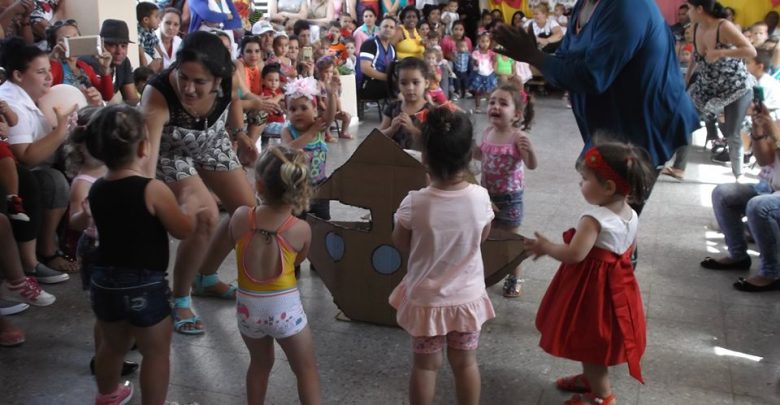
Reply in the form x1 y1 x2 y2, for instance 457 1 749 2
565 393 616 405
556 374 591 393
0 325 25 347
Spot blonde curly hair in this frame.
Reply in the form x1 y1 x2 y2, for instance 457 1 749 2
255 145 313 214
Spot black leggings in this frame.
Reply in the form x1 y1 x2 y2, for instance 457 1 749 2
359 79 389 100
1 166 42 242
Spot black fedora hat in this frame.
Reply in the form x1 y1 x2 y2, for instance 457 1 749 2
99 19 134 44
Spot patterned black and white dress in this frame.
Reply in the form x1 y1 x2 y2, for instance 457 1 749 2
149 70 240 183
688 21 755 120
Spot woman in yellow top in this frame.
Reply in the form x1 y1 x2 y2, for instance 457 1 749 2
229 146 321 405
395 6 425 59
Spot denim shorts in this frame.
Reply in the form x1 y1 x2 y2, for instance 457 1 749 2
491 191 524 228
77 234 98 291
90 267 172 327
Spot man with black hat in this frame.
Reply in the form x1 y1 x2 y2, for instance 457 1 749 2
82 19 140 105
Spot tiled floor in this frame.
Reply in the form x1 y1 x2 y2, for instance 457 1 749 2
2 96 779 404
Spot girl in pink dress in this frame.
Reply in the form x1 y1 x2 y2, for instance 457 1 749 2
390 106 495 405
469 32 498 113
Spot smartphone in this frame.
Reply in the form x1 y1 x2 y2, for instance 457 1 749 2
64 36 102 58
754 86 765 104
302 46 313 61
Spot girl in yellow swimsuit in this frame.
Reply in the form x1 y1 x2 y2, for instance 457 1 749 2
229 146 321 404
396 6 425 59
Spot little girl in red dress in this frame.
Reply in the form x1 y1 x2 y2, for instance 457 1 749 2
524 142 655 405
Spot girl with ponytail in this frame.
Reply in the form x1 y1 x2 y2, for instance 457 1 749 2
390 106 495 404
85 105 197 405
228 145 320 405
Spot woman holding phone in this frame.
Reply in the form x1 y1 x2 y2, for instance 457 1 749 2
46 19 114 103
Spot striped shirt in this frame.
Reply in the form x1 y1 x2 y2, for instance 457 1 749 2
357 36 396 87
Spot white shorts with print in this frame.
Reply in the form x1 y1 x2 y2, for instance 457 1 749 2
236 288 308 340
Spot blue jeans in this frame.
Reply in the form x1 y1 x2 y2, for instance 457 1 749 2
90 267 172 327
712 182 780 278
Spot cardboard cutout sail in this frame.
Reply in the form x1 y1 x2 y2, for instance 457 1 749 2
307 130 528 326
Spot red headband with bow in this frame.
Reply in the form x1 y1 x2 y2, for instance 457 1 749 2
583 147 631 195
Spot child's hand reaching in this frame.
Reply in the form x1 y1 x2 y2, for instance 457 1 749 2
53 104 78 134
304 117 328 140
327 75 341 94
81 86 103 107
0 120 8 139
0 100 10 117
236 131 258 165
524 232 551 261
515 133 532 152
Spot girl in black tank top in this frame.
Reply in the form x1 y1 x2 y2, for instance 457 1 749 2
82 105 195 405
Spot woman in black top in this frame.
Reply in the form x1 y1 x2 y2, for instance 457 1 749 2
142 31 256 335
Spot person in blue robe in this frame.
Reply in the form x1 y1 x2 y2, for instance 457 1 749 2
494 0 699 170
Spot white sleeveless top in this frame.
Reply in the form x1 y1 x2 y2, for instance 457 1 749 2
581 206 638 255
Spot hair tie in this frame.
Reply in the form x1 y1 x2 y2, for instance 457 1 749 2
583 147 631 195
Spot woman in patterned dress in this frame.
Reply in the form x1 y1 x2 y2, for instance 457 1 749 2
142 31 256 335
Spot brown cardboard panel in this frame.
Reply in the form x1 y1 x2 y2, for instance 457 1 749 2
307 130 528 327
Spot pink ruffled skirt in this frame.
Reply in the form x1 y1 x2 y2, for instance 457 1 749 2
389 282 496 337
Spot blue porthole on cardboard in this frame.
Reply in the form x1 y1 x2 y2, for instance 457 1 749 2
325 232 345 262
372 245 401 275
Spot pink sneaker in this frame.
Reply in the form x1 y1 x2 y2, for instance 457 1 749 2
0 277 56 306
95 381 133 405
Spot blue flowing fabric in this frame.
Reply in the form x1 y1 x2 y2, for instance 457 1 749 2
540 0 699 166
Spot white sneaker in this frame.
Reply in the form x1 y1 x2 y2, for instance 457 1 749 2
1 277 56 306
0 300 30 316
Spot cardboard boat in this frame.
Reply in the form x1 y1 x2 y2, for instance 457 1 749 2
307 130 528 326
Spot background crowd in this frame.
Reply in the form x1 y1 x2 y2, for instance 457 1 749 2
0 0 778 404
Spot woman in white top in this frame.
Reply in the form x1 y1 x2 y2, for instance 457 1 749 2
526 2 563 54
0 37 78 280
156 8 184 69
